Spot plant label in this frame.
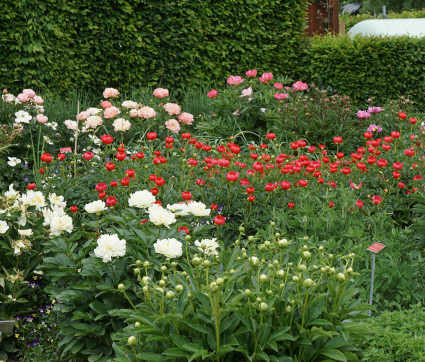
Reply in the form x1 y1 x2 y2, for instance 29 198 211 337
367 242 386 253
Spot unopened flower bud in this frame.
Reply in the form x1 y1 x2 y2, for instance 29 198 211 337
337 273 346 281
166 291 175 299
278 238 289 248
117 283 125 291
159 280 166 286
245 289 251 296
239 226 245 232
216 277 224 286
270 221 276 227
202 260 211 267
230 269 235 275
303 278 315 288
160 266 167 272
128 336 137 346
260 302 268 311
133 268 141 275
285 306 292 313
292 275 299 282
142 286 148 292
298 264 307 271
277 269 285 278
136 260 142 266
248 235 254 242
143 261 150 267
347 267 353 274
275 232 280 238
259 274 268 282
185 235 191 241
256 297 262 303
264 240 271 247
249 256 259 266
134 322 141 329
318 246 324 251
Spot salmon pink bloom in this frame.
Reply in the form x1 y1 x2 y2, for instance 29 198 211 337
165 119 181 133
292 81 308 91
138 106 156 118
274 93 288 100
104 106 120 119
259 72 273 84
164 103 181 115
178 112 194 125
245 69 257 77
153 88 169 98
207 90 218 98
101 101 112 109
103 88 120 98
227 75 244 85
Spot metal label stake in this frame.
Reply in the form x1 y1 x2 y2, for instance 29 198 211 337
367 242 386 316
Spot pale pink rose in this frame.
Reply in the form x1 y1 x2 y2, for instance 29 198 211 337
138 106 156 118
153 88 169 98
207 90 218 98
85 115 103 128
121 100 139 109
32 96 44 104
259 72 273 84
17 93 29 102
129 109 139 117
103 88 120 98
292 81 308 91
2 89 7 94
165 119 181 133
164 103 181 115
245 69 257 77
77 111 91 120
36 114 48 124
22 89 36 98
104 106 120 119
227 75 244 85
274 93 288 100
178 112 194 125
101 101 112 109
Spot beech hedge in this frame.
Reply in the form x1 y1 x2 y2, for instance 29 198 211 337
302 35 425 110
0 0 309 94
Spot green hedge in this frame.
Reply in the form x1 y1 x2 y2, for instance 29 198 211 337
303 35 425 110
0 0 308 94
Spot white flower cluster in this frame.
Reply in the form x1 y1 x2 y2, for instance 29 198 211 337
195 238 219 256
94 234 126 262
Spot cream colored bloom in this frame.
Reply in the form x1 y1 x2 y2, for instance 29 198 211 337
21 191 46 210
153 238 182 258
18 229 33 236
166 203 190 216
50 215 73 236
148 205 176 228
7 157 21 167
121 100 139 109
84 200 107 213
187 201 211 217
85 115 103 129
0 220 9 234
94 234 126 262
112 118 131 132
128 190 155 209
49 193 67 209
5 184 19 200
195 238 219 256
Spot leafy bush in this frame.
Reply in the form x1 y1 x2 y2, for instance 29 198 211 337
111 226 370 361
0 0 308 95
304 35 425 111
360 306 425 361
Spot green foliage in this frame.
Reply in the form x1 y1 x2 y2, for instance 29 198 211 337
111 226 370 361
304 35 425 111
360 306 425 361
410 191 425 245
0 0 309 95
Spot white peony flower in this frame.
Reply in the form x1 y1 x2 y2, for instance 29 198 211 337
195 238 219 256
21 191 46 210
94 234 126 262
18 229 33 236
0 220 9 234
148 205 176 228
88 134 101 145
153 238 183 258
64 120 79 131
112 118 131 132
86 107 103 115
84 200 107 213
50 215 73 236
7 157 21 167
14 110 32 124
85 115 103 129
128 190 156 209
4 184 19 200
187 201 211 217
121 100 139 109
240 87 253 98
48 193 67 209
166 203 190 216
13 241 26 255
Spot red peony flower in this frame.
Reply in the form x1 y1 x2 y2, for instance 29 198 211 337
214 215 226 225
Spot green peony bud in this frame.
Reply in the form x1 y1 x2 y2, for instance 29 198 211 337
128 336 137 346
117 283 125 291
166 291 175 299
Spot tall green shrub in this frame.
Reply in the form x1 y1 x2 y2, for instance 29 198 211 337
0 0 309 95
304 35 425 111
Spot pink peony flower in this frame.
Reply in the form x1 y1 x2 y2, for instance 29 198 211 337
164 103 181 115
274 83 283 90
274 93 288 100
85 115 103 128
101 101 112 109
245 69 257 77
32 96 43 105
77 111 91 120
356 110 371 119
138 106 156 118
240 87 253 98
104 106 120 119
207 90 218 98
36 114 48 124
259 72 273 84
165 119 181 133
60 147 73 153
178 112 194 125
23 89 36 98
103 88 120 98
371 195 382 205
2 89 7 94
153 88 169 98
227 75 244 85
292 81 308 91
129 109 139 117
367 107 383 114
17 93 29 102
